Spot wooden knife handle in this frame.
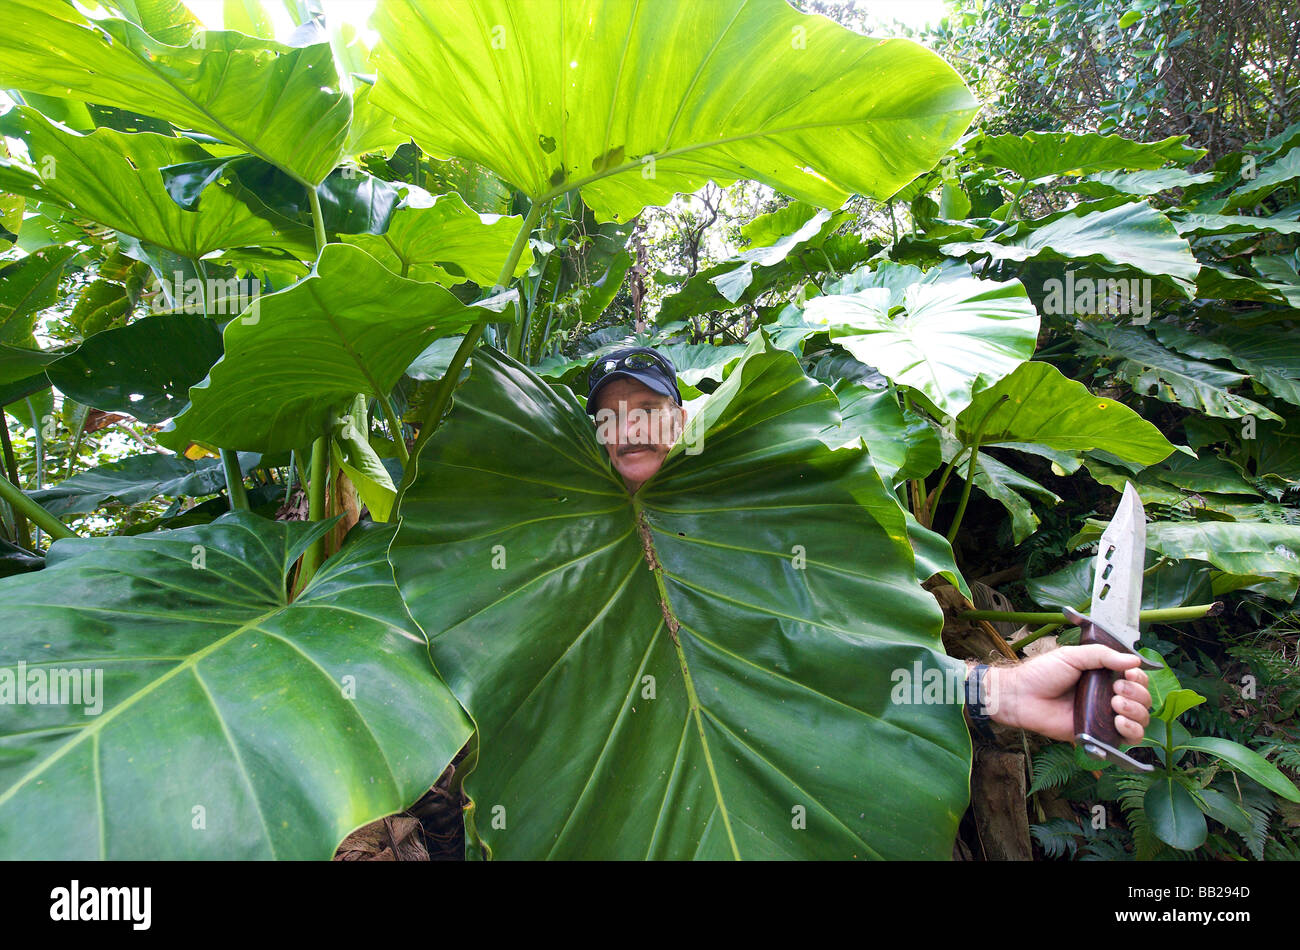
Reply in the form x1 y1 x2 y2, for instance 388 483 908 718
1074 655 1121 749
1062 606 1160 772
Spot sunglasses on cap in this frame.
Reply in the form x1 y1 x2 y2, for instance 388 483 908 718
587 347 677 389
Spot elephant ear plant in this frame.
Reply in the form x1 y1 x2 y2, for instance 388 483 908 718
391 337 972 859
0 0 979 858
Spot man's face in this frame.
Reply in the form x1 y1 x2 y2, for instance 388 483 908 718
591 377 686 493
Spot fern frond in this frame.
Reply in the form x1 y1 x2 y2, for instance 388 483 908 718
1256 739 1300 773
1264 833 1300 860
1241 784 1278 861
1080 824 1134 861
1029 742 1080 795
1030 817 1083 859
1116 773 1166 860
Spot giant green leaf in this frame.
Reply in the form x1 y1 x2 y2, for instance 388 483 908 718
961 450 1059 543
27 450 257 516
47 314 224 425
340 188 534 286
957 361 1174 464
0 516 472 858
1146 452 1262 496
1147 522 1300 581
161 244 490 453
1227 148 1300 209
0 343 63 386
1027 557 1214 614
1171 213 1300 237
0 245 80 347
371 0 978 223
159 155 402 239
708 209 836 303
1079 324 1281 422
1232 421 1300 490
658 231 875 324
113 0 203 45
345 81 408 159
222 0 275 40
968 131 1203 182
755 302 830 354
0 1 351 186
825 382 941 483
654 343 749 389
390 339 971 859
804 272 1039 416
0 107 314 259
68 278 133 336
1153 324 1300 408
1194 266 1300 309
1253 253 1300 285
824 261 931 301
741 201 851 249
1072 168 1217 198
941 201 1200 291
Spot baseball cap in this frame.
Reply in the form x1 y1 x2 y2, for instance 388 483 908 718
585 346 682 414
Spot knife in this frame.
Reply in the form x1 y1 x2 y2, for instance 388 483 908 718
1061 482 1162 773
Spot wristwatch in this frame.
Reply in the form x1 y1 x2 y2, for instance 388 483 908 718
965 663 994 740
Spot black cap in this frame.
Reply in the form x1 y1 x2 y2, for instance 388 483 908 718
585 346 682 414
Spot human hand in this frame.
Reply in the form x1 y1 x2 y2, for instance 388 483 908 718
980 647 1152 743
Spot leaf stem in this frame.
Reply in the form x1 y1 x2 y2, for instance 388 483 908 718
0 410 31 547
960 604 1219 625
0 470 76 540
1004 178 1029 223
928 458 958 520
945 395 1008 545
899 391 925 522
220 450 249 510
190 259 248 513
1011 562 1173 651
284 449 297 505
62 403 88 480
1010 622 1059 652
293 186 337 588
27 395 46 547
399 199 547 499
308 186 328 255
944 452 978 546
296 434 329 591
375 393 409 464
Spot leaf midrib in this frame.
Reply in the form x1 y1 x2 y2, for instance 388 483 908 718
631 502 741 860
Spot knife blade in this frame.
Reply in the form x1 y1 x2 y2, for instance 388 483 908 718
1062 482 1161 773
